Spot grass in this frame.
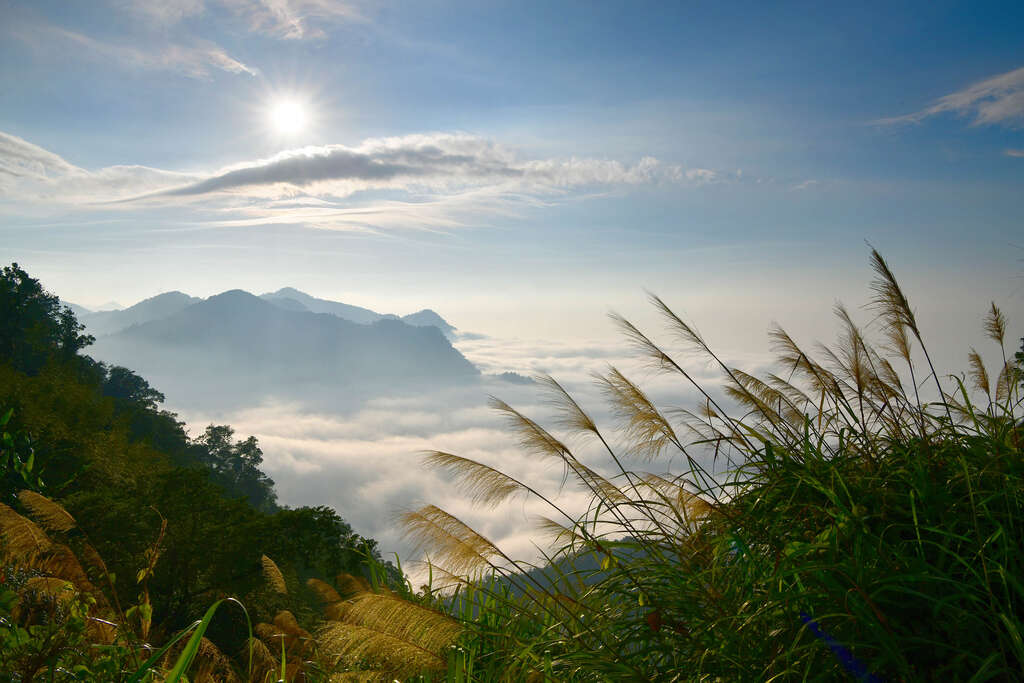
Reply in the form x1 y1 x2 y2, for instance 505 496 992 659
400 248 1024 681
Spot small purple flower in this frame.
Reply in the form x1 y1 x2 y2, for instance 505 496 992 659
800 611 884 682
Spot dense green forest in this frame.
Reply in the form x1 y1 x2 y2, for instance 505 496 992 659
0 263 399 677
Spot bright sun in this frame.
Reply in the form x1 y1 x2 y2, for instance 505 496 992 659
268 99 307 135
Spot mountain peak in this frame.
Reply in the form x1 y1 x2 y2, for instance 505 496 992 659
267 286 309 299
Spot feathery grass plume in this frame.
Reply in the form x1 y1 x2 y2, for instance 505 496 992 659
489 397 571 460
598 367 680 460
995 360 1017 404
0 501 52 565
18 491 76 533
318 622 448 679
331 592 463 655
398 505 505 576
191 637 239 683
534 515 589 548
880 307 914 364
869 247 952 425
21 576 75 602
86 615 118 645
571 461 629 505
78 541 114 588
422 451 529 506
261 554 288 594
610 311 678 373
768 324 839 397
639 472 712 523
868 248 919 337
244 635 277 678
307 577 343 604
763 372 824 427
830 304 873 399
728 368 804 426
665 406 728 443
984 302 1007 346
722 376 790 444
617 308 761 463
273 609 310 639
336 572 371 596
536 373 597 435
968 348 991 397
39 543 95 593
648 292 711 355
869 350 907 401
254 621 282 643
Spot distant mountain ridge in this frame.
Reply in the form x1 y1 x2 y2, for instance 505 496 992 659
69 287 457 338
70 291 202 337
81 288 476 408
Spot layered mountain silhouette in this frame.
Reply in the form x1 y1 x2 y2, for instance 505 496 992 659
73 288 476 408
74 291 202 337
71 287 457 339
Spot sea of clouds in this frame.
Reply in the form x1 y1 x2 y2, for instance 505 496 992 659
174 328 748 579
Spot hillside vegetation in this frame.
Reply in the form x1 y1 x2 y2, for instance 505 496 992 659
0 263 399 681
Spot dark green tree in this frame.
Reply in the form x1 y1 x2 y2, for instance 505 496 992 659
0 263 93 373
102 364 166 410
195 424 277 512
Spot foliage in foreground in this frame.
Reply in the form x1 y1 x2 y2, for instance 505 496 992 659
394 249 1024 681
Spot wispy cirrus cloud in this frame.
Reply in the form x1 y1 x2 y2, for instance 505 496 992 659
878 65 1024 127
221 0 364 39
0 132 199 203
123 0 363 39
10 21 257 79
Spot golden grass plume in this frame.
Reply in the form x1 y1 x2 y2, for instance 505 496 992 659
18 491 77 533
398 505 503 576
261 554 287 594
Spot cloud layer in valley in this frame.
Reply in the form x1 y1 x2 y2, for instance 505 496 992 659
173 332 732 575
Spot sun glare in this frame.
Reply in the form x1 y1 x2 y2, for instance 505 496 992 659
268 99 308 135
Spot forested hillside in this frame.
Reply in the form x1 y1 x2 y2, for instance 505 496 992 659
0 263 397 647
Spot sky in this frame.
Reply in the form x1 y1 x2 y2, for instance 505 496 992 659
2 0 1024 564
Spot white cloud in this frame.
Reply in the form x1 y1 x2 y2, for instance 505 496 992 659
152 134 705 199
16 23 257 79
0 132 198 202
121 0 363 39
0 132 82 181
119 0 207 25
0 131 723 232
879 65 1024 127
221 0 364 39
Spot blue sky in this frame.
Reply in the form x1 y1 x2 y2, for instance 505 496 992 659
1 0 1022 348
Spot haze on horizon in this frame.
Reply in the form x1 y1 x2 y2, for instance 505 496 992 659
2 0 1023 563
